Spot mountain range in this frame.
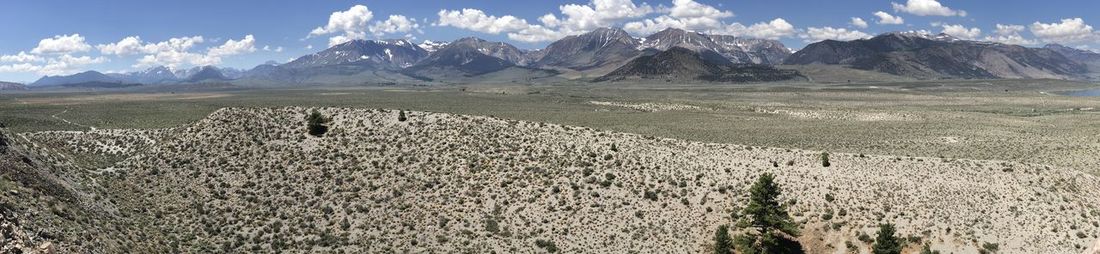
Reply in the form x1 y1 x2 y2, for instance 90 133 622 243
598 47 802 82
0 81 25 90
26 28 1100 88
785 32 1088 79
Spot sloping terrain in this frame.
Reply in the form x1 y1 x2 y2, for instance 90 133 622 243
785 32 1087 80
0 81 26 90
599 47 803 82
5 107 1099 253
641 28 791 65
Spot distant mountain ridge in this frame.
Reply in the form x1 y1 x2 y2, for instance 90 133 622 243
598 47 803 82
641 28 791 65
33 28 1100 87
0 81 25 90
785 32 1087 79
31 71 122 87
283 39 428 70
1045 44 1100 63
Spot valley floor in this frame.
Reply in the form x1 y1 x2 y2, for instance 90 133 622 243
1 79 1100 253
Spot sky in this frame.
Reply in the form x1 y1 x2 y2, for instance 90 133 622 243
2 0 1100 82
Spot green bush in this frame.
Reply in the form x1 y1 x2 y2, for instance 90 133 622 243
306 110 329 137
821 152 831 167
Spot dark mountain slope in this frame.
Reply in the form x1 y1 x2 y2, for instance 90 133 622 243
598 47 803 82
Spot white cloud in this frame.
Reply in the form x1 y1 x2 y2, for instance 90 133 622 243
119 35 255 69
0 54 107 76
370 15 421 36
873 11 905 25
850 17 868 29
263 45 284 52
545 0 654 34
97 36 205 55
891 0 966 17
1030 18 1098 44
624 0 731 34
309 5 374 46
436 9 535 34
134 51 218 69
435 8 560 42
718 18 797 40
938 24 981 40
621 0 794 39
985 24 1036 45
800 27 872 42
207 35 256 57
0 51 44 63
31 34 92 54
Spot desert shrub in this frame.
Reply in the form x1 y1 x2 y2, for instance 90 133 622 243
398 110 407 122
872 223 902 254
821 152 831 167
306 110 329 137
535 239 559 253
825 193 835 202
644 190 658 201
980 242 999 253
714 224 732 254
920 243 941 254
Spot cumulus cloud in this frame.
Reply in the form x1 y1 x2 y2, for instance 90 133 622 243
435 8 559 42
623 0 732 34
718 18 797 40
891 0 966 17
370 15 421 36
207 34 256 57
800 27 872 42
125 35 256 69
622 0 795 39
309 5 373 45
262 45 284 52
543 0 654 34
985 24 1037 45
307 5 428 46
873 11 905 25
0 54 107 76
97 36 206 55
850 17 868 29
31 34 92 54
1030 18 1098 44
938 24 981 40
0 51 44 63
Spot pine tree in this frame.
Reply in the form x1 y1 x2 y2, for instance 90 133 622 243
872 223 903 254
398 110 407 122
821 152 831 167
737 173 800 253
714 224 732 254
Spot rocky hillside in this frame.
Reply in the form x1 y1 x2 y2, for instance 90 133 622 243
533 28 642 71
446 37 532 66
5 107 1099 253
282 39 428 70
30 71 121 87
0 81 25 90
785 32 1087 79
1046 44 1100 63
598 47 803 82
641 28 791 65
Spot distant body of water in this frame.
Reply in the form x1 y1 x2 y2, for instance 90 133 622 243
1066 89 1100 97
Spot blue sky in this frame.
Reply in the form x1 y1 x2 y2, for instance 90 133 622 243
2 0 1099 82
